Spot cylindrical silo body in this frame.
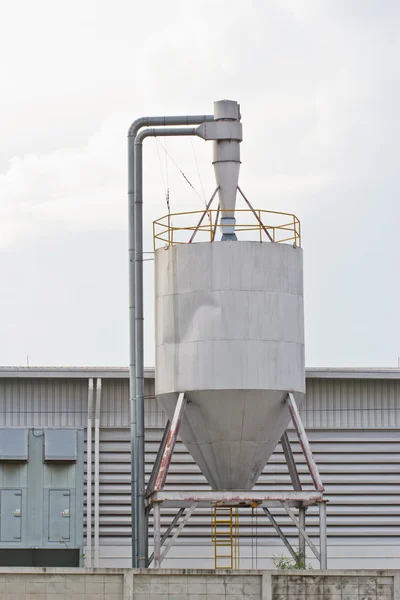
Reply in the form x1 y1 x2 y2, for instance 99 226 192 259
155 241 305 490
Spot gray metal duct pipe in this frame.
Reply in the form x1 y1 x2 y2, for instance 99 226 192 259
134 126 200 568
127 114 213 568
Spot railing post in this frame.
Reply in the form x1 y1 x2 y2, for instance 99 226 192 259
293 215 296 246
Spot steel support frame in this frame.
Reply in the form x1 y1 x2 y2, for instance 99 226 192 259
286 392 324 492
151 502 197 568
148 508 185 567
147 390 328 569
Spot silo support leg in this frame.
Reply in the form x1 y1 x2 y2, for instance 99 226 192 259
280 431 302 491
299 507 306 557
147 420 171 496
153 502 161 568
154 393 187 492
286 393 325 492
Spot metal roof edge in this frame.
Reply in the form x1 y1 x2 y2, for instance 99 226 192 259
0 367 154 379
0 366 399 380
306 368 400 380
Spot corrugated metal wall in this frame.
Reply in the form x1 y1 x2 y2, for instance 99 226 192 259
0 378 88 427
304 378 400 428
1 376 398 429
98 426 400 569
0 375 399 568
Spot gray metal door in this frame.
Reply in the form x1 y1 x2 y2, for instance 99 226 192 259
0 489 22 542
48 490 70 542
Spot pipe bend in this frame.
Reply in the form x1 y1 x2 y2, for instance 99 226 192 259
128 114 214 138
128 117 151 138
134 127 197 145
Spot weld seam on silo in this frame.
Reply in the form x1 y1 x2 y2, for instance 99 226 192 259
128 114 213 569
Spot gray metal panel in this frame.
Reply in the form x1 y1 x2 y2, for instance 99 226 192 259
0 379 88 427
302 378 400 428
0 429 28 461
0 489 22 541
100 378 158 427
44 430 77 462
48 490 71 542
0 429 84 558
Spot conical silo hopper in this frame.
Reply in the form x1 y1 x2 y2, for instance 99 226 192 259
155 240 305 490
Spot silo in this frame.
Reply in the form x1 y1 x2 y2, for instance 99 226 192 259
154 100 305 490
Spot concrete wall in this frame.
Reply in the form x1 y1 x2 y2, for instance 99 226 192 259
0 568 124 599
0 569 397 600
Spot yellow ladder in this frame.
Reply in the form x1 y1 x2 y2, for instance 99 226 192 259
212 506 240 569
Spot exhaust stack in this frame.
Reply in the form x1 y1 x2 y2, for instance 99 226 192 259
196 100 242 240
213 100 241 240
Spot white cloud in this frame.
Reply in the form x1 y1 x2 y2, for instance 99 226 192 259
1 0 400 367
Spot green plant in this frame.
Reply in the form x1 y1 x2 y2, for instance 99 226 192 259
272 549 312 570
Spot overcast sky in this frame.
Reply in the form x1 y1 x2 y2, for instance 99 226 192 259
1 0 399 368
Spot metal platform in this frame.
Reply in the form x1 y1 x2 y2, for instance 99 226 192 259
147 490 324 508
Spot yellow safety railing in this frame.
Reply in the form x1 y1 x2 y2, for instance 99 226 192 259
153 209 301 250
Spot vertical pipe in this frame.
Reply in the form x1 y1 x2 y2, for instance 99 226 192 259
86 378 93 567
299 507 306 558
128 134 138 568
129 117 213 569
153 503 161 568
94 377 101 567
319 502 327 569
134 140 147 568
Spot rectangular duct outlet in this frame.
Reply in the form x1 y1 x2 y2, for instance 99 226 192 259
44 429 77 462
0 430 28 461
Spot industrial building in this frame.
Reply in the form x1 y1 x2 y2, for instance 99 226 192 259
0 365 398 570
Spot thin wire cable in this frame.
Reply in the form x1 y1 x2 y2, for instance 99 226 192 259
155 140 167 195
154 139 172 228
165 138 169 192
190 139 206 203
164 138 171 216
155 138 203 202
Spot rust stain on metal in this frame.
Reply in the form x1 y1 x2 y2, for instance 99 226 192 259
154 393 187 492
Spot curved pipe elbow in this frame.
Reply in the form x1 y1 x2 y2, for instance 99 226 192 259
127 115 214 138
128 117 151 138
134 127 197 145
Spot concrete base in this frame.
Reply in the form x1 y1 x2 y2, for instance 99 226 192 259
0 568 396 600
